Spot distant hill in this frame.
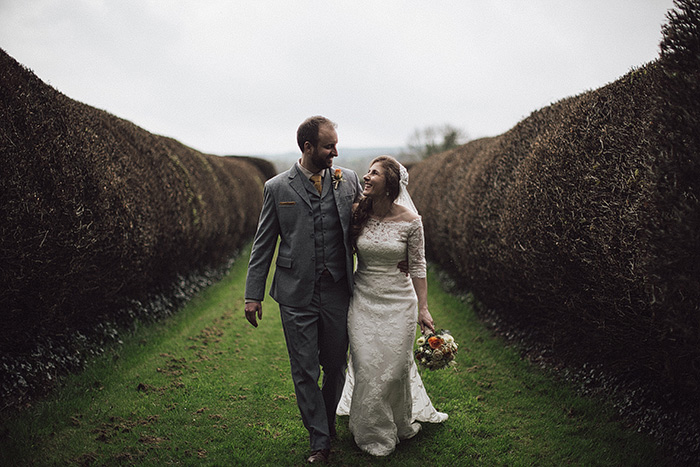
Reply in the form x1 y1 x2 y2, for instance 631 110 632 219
255 147 406 175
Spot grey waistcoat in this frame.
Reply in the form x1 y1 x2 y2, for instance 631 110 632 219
305 170 346 282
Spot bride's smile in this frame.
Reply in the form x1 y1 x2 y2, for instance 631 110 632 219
363 162 386 197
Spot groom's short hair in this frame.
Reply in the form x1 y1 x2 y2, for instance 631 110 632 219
297 116 337 151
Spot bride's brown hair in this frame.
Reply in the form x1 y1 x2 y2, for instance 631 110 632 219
351 156 402 250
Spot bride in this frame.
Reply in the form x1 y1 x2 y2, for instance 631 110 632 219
336 155 448 456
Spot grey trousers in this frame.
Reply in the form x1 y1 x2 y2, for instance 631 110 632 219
279 274 350 452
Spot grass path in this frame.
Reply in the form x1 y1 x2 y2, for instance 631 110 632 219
0 245 671 466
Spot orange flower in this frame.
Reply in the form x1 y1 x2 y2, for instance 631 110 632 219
332 168 344 189
428 336 444 349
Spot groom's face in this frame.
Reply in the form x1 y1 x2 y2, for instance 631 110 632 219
307 124 338 172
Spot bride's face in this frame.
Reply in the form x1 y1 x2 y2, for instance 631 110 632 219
363 162 386 198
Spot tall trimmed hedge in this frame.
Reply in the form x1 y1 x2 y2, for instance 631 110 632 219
410 1 699 406
0 49 269 405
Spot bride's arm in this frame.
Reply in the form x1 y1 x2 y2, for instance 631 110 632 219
412 276 435 334
407 218 435 334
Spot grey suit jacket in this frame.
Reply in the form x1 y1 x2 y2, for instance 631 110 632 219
245 164 363 308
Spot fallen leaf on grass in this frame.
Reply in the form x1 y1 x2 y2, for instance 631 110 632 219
139 435 165 444
156 368 184 376
136 382 166 394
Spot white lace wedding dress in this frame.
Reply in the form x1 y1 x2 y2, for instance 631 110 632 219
336 217 448 456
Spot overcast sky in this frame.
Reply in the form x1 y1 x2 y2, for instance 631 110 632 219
0 0 676 156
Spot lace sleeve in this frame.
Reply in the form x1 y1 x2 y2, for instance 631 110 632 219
407 218 427 278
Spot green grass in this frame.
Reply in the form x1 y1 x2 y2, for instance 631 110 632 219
0 244 672 466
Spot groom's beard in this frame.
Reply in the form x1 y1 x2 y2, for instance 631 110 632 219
310 150 335 171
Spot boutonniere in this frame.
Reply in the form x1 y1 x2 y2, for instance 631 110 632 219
332 168 345 189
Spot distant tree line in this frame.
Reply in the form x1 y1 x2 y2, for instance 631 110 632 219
400 124 468 162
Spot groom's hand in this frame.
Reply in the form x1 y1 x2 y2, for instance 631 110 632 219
397 260 409 276
245 301 263 327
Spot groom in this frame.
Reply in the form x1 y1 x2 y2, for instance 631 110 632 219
244 116 362 463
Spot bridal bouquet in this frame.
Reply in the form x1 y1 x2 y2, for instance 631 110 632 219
414 330 458 370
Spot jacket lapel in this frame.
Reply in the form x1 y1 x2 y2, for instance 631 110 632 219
332 167 351 236
288 165 312 208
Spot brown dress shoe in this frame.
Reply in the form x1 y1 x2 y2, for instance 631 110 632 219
307 449 330 463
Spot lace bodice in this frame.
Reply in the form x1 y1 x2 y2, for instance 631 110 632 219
355 217 427 278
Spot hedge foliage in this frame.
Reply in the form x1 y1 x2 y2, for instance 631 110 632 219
0 48 269 403
410 1 699 405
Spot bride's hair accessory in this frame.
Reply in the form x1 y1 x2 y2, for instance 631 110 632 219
395 161 418 214
399 163 409 186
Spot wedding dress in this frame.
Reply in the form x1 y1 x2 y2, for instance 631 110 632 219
336 216 448 456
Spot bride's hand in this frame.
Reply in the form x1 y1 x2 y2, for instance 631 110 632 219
418 307 435 334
